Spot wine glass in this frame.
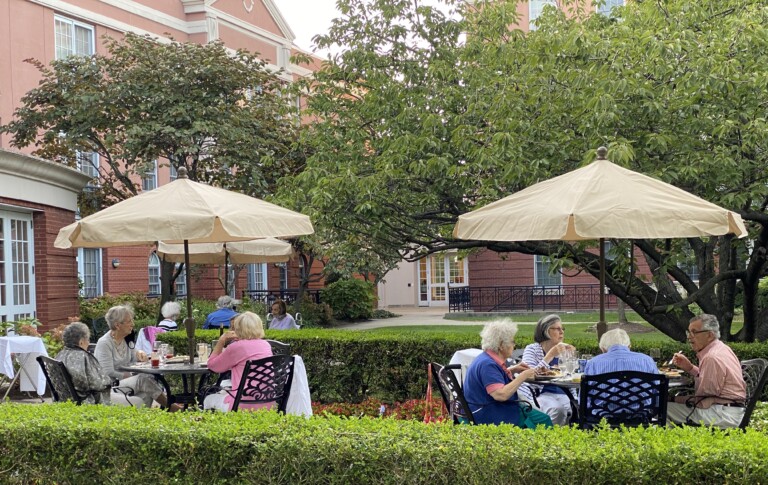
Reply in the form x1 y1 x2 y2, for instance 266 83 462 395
565 358 579 376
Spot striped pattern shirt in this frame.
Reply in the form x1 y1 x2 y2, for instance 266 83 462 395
582 345 659 376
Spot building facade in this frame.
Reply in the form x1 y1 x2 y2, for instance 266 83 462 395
0 0 318 327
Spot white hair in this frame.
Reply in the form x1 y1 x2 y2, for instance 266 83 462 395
599 329 631 351
480 319 519 354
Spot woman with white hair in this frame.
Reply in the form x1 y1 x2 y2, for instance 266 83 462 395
463 319 552 427
158 301 181 331
203 312 273 412
94 305 181 411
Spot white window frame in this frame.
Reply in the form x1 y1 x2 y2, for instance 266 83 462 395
142 160 158 191
77 248 102 298
534 255 562 288
174 263 187 297
54 15 95 60
529 0 557 31
148 253 161 295
248 263 268 292
169 164 178 182
596 0 624 16
77 151 99 179
0 211 37 323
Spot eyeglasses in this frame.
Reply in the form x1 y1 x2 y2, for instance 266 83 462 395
686 329 710 337
549 327 565 333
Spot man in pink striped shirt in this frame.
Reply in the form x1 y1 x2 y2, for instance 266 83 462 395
667 314 746 428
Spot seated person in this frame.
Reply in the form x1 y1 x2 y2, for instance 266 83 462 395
463 319 552 428
134 326 166 355
158 301 181 331
667 314 746 428
518 314 576 425
268 300 299 330
203 296 240 330
582 329 660 420
94 305 181 411
203 312 274 412
56 322 142 406
583 329 658 375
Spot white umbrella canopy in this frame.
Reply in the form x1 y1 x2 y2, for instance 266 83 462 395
55 167 313 362
55 171 313 249
156 238 294 265
453 147 748 334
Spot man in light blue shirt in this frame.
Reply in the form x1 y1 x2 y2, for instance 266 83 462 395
583 329 659 375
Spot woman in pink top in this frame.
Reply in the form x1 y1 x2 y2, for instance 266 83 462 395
203 312 273 412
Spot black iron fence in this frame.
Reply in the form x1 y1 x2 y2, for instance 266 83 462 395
448 285 618 313
242 289 322 306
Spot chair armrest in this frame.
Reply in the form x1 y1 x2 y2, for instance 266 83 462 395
112 386 135 397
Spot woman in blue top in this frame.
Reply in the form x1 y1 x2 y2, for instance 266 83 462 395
463 320 552 428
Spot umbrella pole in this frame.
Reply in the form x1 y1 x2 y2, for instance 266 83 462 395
184 240 196 365
223 244 229 296
596 238 607 341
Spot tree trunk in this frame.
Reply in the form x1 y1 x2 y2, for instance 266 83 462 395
617 300 628 324
157 260 177 323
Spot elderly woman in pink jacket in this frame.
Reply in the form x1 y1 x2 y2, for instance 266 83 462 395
203 312 273 412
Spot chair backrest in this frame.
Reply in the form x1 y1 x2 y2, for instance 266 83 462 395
231 355 295 413
437 364 476 425
90 317 109 343
36 355 83 405
266 339 291 356
429 362 452 415
739 358 768 429
509 348 525 365
579 371 668 429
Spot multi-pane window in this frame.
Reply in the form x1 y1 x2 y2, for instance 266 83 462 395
248 263 268 291
54 16 94 59
534 255 562 287
174 264 187 297
597 0 623 16
169 164 178 182
148 253 161 295
277 263 288 290
78 248 102 298
0 212 36 322
142 160 157 191
529 0 557 30
77 151 99 179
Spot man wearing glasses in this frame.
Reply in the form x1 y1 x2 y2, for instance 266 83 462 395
666 314 746 427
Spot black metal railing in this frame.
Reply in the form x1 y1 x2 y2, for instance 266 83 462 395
448 285 618 312
242 289 322 306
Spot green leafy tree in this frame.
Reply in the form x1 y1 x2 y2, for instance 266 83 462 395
1 33 301 315
289 0 768 341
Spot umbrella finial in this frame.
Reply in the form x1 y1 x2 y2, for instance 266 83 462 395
176 166 189 179
596 146 608 160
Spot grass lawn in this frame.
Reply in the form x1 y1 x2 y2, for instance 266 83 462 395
366 323 682 344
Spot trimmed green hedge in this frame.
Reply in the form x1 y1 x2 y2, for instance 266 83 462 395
1 404 768 484
156 330 768 403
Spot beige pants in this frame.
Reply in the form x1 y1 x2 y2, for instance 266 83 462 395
118 374 164 407
667 402 744 428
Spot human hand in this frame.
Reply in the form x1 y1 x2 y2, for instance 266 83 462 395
555 343 576 356
221 331 238 345
519 368 538 381
508 362 530 374
135 350 148 362
671 352 693 372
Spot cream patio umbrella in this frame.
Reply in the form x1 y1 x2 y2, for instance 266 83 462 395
453 146 748 336
55 167 313 362
157 238 295 295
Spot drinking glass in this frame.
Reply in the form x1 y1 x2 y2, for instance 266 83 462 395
649 348 661 362
566 359 579 376
159 344 169 363
165 345 174 359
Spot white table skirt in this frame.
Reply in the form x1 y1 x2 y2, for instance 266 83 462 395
448 348 483 387
286 355 312 417
0 336 49 395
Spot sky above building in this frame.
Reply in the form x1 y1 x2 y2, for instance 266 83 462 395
278 0 340 54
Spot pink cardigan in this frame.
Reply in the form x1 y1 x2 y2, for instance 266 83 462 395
207 338 274 411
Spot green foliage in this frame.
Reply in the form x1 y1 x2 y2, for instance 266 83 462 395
321 279 376 320
292 298 334 328
2 404 768 484
157 329 768 404
371 309 400 319
79 293 159 325
288 0 768 341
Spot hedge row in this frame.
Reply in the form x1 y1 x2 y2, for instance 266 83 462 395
156 330 768 404
1 403 767 484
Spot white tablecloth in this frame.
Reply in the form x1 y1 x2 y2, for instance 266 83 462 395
0 336 48 395
448 348 483 387
286 355 312 417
